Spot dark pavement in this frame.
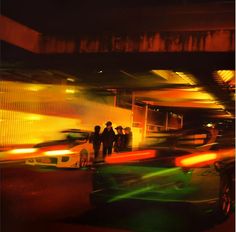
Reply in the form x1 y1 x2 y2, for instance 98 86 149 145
0 165 234 232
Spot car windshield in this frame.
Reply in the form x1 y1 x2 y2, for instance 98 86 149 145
66 132 89 140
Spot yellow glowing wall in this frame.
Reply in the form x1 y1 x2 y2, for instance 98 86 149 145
0 81 134 146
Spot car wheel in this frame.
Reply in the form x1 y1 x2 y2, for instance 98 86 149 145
217 174 234 220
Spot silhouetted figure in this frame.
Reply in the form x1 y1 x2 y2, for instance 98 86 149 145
101 121 115 158
124 127 133 151
114 126 125 152
89 125 102 162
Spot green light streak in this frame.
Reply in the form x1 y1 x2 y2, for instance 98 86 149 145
142 167 181 179
108 186 155 203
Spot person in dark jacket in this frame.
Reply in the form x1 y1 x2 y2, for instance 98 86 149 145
124 127 133 151
89 125 102 162
101 121 115 158
114 126 125 152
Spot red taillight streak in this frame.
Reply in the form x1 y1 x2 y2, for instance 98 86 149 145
105 150 156 164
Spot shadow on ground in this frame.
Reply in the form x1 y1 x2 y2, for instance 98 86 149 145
63 200 222 232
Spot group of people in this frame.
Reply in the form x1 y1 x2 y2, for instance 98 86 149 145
89 121 133 161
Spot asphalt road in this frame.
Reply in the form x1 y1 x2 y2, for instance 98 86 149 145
0 165 234 232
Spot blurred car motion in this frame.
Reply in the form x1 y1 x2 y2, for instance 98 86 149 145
25 129 92 168
90 124 235 220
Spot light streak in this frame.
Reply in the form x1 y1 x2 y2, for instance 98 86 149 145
108 186 154 202
142 167 181 179
65 89 75 94
175 153 217 167
67 78 75 82
8 148 38 154
43 150 74 156
105 150 156 164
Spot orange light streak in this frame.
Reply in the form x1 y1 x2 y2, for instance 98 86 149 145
175 152 217 167
0 148 39 161
43 150 74 156
105 150 156 164
8 148 38 154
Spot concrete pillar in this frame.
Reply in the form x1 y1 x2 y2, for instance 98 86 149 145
143 104 148 138
165 112 169 130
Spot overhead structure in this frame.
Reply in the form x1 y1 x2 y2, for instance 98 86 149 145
0 2 234 54
0 1 234 116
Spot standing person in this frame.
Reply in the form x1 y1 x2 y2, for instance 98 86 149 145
101 121 115 158
124 127 133 151
89 125 102 162
114 126 125 152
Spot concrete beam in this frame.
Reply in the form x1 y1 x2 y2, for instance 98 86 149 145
0 16 41 53
0 15 234 54
76 31 234 53
0 16 76 54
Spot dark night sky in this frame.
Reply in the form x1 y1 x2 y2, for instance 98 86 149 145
2 0 229 10
2 0 232 16
1 0 234 35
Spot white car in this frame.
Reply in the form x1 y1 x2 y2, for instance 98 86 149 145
26 129 93 168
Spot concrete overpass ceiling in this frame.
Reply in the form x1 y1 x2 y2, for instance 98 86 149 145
1 40 234 114
1 66 234 112
0 68 80 85
2 41 234 71
135 88 224 109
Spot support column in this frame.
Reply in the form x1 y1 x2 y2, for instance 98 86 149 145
113 90 117 107
180 115 184 128
131 92 135 126
165 112 169 130
143 104 148 138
